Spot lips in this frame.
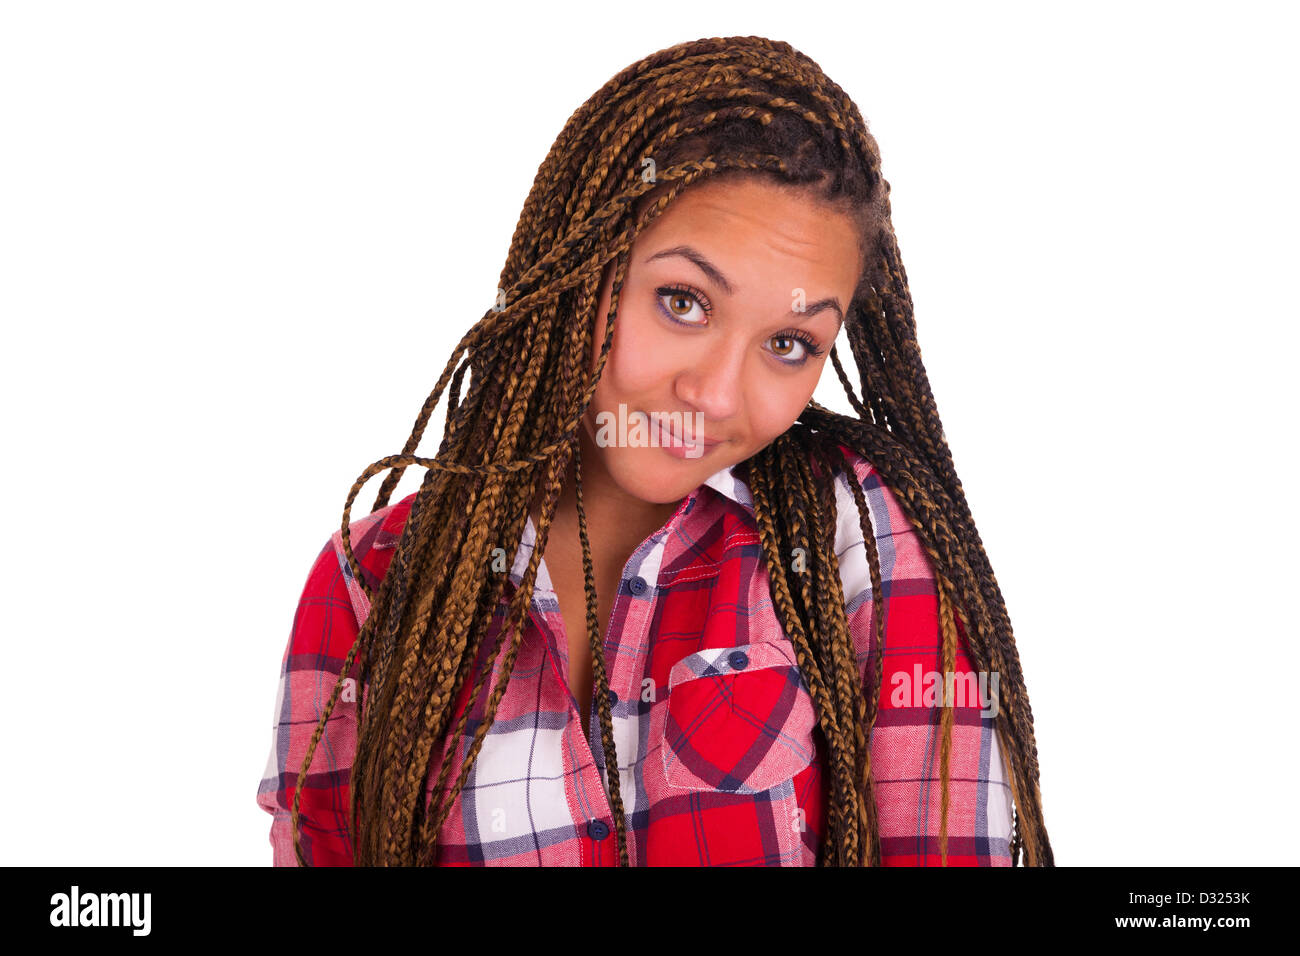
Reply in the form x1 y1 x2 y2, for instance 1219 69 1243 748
649 412 719 448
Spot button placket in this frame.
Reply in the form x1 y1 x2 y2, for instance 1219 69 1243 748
590 569 652 755
537 500 685 862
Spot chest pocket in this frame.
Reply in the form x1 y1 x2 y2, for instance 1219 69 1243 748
661 637 818 794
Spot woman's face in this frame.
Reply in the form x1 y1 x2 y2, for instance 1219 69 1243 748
578 175 863 505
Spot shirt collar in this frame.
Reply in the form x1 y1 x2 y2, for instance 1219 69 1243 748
697 459 755 515
514 459 759 593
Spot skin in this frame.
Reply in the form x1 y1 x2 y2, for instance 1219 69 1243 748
526 175 864 737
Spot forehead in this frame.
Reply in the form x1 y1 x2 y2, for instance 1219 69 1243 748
636 176 862 289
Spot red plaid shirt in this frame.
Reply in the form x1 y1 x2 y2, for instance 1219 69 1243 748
256 444 1014 865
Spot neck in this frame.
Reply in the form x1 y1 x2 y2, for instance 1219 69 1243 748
528 419 682 555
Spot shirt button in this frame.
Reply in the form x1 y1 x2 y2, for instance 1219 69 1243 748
587 819 610 840
608 688 618 705
728 650 749 671
628 575 647 596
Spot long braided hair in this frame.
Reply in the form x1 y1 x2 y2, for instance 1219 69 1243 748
290 34 1053 867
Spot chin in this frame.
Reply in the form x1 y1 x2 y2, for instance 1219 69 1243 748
609 448 717 504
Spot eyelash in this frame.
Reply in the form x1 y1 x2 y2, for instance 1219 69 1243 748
653 284 827 366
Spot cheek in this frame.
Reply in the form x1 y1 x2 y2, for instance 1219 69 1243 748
592 303 681 397
744 369 819 445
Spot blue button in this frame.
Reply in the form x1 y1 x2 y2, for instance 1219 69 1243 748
628 576 647 596
608 688 618 705
587 819 610 840
728 650 749 670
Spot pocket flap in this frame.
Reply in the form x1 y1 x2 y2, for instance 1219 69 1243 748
662 639 817 793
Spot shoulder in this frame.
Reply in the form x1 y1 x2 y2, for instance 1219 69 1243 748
332 491 418 573
302 491 420 631
826 442 878 486
828 442 940 651
824 443 920 562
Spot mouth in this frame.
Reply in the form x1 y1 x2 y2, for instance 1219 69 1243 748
648 412 721 451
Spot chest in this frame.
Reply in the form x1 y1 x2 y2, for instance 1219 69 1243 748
412 513 833 866
546 555 622 738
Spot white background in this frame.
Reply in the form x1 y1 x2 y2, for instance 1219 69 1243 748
2 1 1295 866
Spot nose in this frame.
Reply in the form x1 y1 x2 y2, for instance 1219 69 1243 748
674 342 743 422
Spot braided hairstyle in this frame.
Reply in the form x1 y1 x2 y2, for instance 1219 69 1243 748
290 34 1053 867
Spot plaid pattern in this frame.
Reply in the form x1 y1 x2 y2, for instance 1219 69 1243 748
257 444 1014 865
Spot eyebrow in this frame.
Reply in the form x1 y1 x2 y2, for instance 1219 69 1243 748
644 244 845 325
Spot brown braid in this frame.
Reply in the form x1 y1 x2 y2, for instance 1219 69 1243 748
288 35 1053 867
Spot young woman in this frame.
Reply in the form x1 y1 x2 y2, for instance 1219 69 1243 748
256 35 1053 867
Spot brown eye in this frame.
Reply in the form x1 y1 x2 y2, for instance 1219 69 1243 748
668 293 693 316
766 331 821 366
655 286 709 326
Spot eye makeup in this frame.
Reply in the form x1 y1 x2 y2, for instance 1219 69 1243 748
653 284 828 367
